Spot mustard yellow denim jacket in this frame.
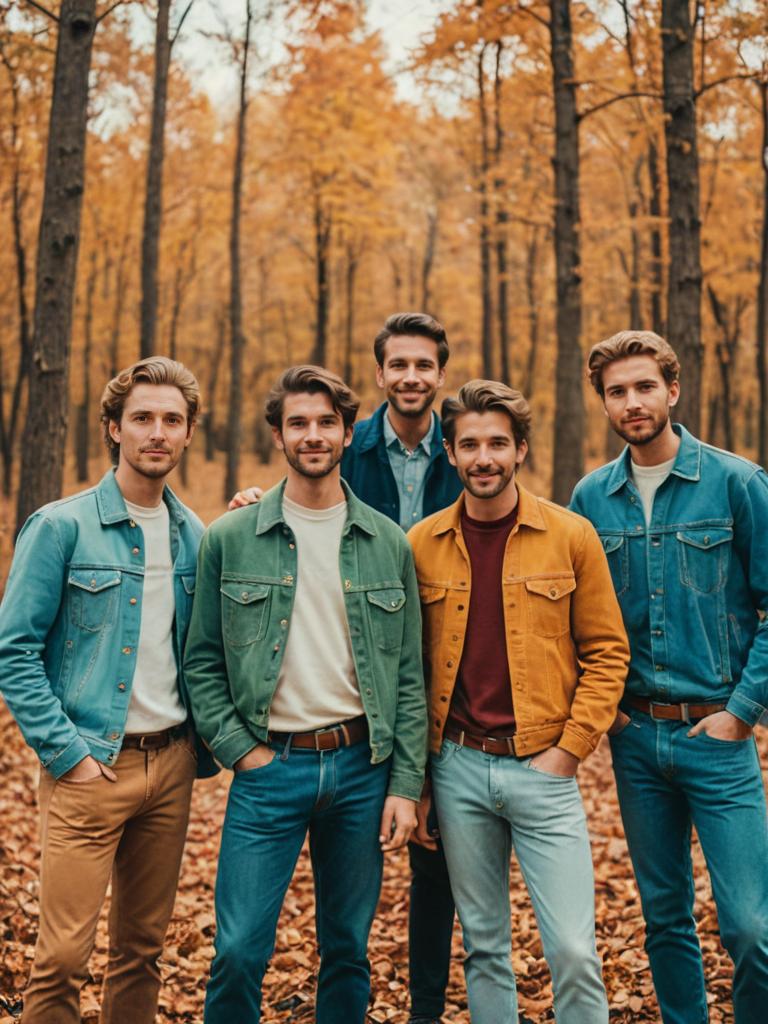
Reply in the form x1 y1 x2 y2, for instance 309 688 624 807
408 484 629 761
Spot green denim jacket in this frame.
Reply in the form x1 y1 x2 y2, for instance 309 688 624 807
184 480 427 801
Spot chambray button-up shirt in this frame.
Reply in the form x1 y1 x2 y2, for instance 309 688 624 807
383 412 435 532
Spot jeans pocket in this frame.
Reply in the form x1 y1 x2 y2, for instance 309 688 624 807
430 739 459 770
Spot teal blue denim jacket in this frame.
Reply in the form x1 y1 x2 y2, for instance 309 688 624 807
183 480 427 801
570 425 768 725
0 471 211 778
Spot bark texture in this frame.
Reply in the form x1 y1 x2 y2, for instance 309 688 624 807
662 0 702 433
16 0 97 533
549 0 584 505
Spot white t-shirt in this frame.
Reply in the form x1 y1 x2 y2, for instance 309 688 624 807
124 499 186 732
268 495 363 732
631 457 676 526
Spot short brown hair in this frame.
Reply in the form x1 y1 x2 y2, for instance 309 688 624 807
373 312 449 368
441 379 531 448
265 365 360 430
587 330 680 397
100 356 200 465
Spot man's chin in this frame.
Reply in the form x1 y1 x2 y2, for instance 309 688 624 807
389 395 433 419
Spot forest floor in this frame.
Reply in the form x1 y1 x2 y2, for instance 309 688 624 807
1 451 763 1022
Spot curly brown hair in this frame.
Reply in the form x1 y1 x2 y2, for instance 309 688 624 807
441 379 531 449
587 330 680 397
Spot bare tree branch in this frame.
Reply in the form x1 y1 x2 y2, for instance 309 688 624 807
22 0 58 21
170 0 196 47
695 71 758 98
96 0 128 25
578 89 661 121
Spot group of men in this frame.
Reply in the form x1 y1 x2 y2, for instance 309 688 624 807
0 312 766 1024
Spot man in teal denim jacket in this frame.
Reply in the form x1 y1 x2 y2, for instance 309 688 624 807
0 357 211 1024
185 365 426 1024
570 330 768 1024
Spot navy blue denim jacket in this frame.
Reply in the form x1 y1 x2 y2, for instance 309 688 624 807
0 470 213 777
340 403 463 525
570 425 768 725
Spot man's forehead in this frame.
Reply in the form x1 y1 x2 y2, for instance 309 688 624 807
453 410 514 441
283 391 339 417
383 334 439 364
123 383 187 413
602 354 665 388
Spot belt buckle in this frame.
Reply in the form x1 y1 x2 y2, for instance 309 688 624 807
649 702 670 721
138 733 153 750
679 702 690 724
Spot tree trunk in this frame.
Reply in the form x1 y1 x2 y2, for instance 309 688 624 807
523 228 539 399
206 308 227 463
0 46 32 496
493 41 510 385
139 0 172 359
224 0 252 502
549 0 584 505
757 79 768 468
16 0 98 533
343 244 358 385
310 188 331 366
477 44 494 379
421 209 438 313
661 0 702 433
648 137 665 336
76 249 97 482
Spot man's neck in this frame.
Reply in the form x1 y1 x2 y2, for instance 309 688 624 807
629 422 680 467
386 404 433 452
463 481 520 522
284 469 345 510
114 465 166 508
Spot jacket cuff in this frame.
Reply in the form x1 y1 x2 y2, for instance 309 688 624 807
45 735 92 780
725 691 765 728
556 723 596 762
387 769 424 803
212 726 260 769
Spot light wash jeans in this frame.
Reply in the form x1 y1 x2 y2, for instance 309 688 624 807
204 739 390 1024
431 740 608 1024
610 708 768 1024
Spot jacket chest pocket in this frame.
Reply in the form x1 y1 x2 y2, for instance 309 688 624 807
221 582 271 646
366 588 406 651
676 528 732 595
69 570 122 633
524 576 576 638
600 534 628 597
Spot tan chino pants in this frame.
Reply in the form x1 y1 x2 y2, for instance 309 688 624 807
22 735 196 1024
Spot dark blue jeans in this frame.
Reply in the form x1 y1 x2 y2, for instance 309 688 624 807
408 840 455 1018
611 709 768 1024
204 741 390 1023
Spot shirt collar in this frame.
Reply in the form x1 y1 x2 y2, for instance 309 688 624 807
255 478 378 537
383 408 434 456
605 423 701 495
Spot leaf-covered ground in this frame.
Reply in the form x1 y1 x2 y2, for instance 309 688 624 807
2 703 764 1023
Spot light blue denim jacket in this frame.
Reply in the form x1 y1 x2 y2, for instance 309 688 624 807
570 425 768 726
0 470 209 778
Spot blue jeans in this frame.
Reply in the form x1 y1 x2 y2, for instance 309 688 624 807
204 740 390 1023
431 741 608 1024
610 709 768 1024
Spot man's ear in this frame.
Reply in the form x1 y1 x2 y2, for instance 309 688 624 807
272 425 284 451
443 438 457 468
668 380 681 408
108 419 121 445
343 424 354 448
185 419 196 447
515 439 529 468
375 363 385 391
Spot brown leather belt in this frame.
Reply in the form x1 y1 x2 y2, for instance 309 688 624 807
444 723 517 756
269 714 368 751
628 697 727 723
121 723 188 751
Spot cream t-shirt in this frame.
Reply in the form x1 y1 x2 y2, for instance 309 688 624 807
124 499 186 732
631 456 676 526
268 495 363 732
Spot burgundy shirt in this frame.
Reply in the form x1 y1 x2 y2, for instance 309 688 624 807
447 504 517 737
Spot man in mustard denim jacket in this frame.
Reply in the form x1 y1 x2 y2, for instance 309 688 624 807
408 380 629 1024
185 366 426 1024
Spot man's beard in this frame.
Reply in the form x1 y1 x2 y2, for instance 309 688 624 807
612 411 669 447
460 467 515 500
388 389 434 419
284 445 343 479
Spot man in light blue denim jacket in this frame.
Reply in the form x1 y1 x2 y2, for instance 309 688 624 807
0 357 210 1024
570 330 768 1024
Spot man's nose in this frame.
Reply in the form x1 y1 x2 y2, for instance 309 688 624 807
402 363 419 383
305 422 321 442
149 418 167 438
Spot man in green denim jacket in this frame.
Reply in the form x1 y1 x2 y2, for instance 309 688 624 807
184 365 426 1023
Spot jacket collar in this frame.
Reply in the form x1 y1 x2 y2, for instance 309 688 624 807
358 402 446 463
429 481 546 536
255 477 379 537
95 469 187 526
604 423 701 495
